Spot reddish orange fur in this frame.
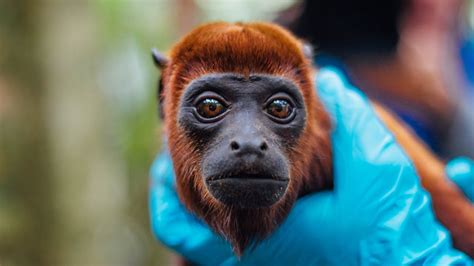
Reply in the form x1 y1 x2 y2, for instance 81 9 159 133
161 22 332 255
159 22 474 258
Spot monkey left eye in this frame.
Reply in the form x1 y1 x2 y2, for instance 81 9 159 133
196 98 226 119
266 99 293 119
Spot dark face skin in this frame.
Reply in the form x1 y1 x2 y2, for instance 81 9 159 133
178 73 307 208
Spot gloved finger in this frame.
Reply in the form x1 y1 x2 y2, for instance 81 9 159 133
446 157 474 202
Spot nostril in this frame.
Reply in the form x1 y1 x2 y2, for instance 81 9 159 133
260 142 268 151
230 141 240 151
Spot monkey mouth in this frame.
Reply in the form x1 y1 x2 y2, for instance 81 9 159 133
207 176 289 187
207 173 289 182
205 174 289 208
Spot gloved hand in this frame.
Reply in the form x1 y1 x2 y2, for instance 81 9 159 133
149 67 473 265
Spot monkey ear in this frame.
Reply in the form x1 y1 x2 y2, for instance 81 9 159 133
151 48 169 69
302 42 314 60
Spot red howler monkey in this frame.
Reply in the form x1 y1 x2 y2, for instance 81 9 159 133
152 22 474 257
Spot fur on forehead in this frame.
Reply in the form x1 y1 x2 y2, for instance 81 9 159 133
167 22 311 83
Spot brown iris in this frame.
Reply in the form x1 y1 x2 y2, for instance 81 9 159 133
196 98 226 118
266 99 293 119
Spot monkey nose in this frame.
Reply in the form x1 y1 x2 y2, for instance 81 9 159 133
230 138 268 157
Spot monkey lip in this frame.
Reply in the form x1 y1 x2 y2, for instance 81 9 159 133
205 175 289 208
207 174 289 183
208 177 289 186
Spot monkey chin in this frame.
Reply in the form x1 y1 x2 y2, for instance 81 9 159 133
197 174 296 257
205 175 289 208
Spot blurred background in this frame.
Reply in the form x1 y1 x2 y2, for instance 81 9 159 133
0 0 296 265
0 0 473 265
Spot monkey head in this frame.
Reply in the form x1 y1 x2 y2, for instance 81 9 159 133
153 22 332 255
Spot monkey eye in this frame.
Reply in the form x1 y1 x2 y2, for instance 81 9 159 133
196 98 226 119
265 99 293 120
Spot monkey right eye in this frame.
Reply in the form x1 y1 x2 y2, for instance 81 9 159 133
195 98 226 119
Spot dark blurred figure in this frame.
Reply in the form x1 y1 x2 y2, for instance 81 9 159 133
278 0 474 159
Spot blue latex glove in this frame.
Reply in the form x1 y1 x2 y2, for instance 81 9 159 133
149 67 473 265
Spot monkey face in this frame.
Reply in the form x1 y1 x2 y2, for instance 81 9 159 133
156 22 332 254
178 73 307 209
